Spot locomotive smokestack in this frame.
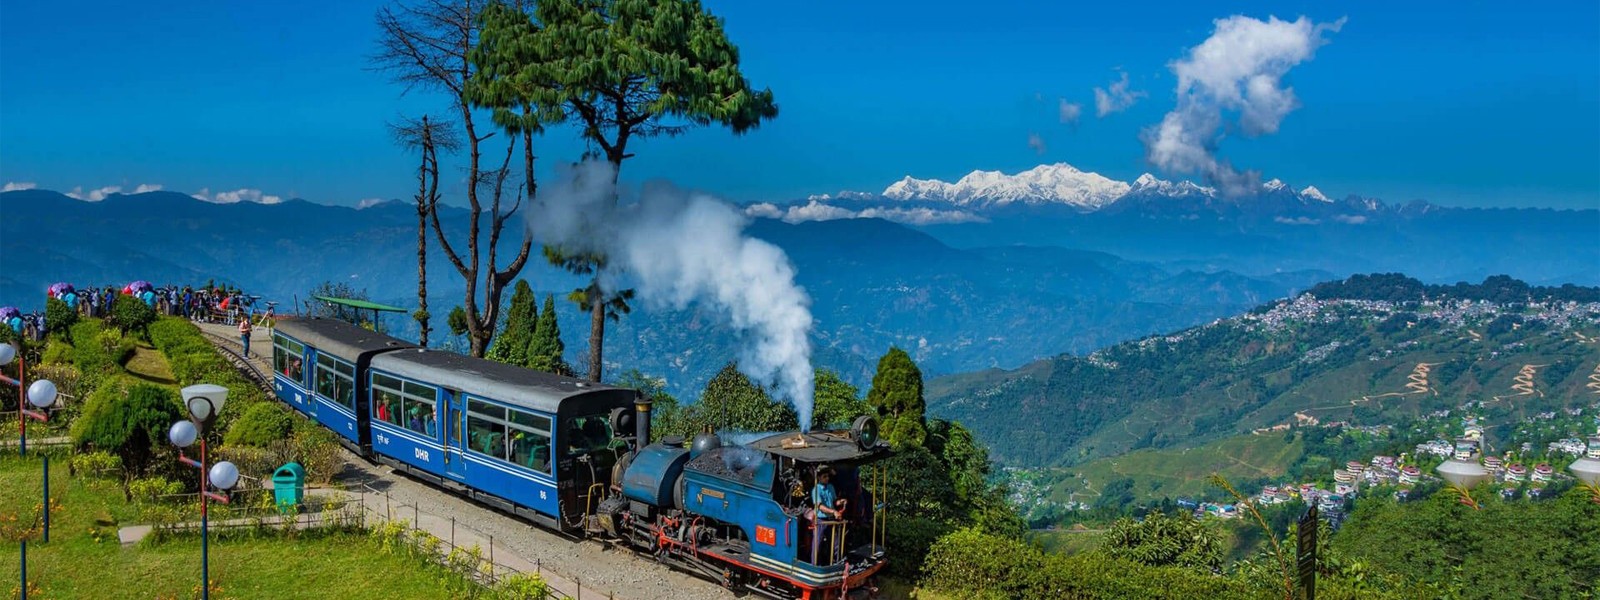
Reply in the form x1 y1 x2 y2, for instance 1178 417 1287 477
635 393 653 449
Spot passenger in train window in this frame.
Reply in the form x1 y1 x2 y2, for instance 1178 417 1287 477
407 405 424 433
425 407 438 437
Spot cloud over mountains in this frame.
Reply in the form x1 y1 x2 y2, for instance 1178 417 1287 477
1143 15 1345 196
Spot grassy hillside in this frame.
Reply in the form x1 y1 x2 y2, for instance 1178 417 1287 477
930 277 1600 467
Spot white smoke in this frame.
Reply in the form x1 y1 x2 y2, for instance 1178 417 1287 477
530 161 817 429
1143 15 1345 196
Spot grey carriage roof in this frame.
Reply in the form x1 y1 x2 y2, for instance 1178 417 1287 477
369 348 635 414
749 430 891 464
274 318 416 359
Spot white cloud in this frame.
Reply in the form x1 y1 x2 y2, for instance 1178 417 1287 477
1058 99 1082 124
1 182 36 192
132 183 163 193
65 185 123 201
1027 132 1048 155
356 198 387 209
1332 214 1367 224
745 202 785 219
1143 15 1345 196
193 187 283 204
1274 216 1320 225
1094 71 1147 116
745 200 986 226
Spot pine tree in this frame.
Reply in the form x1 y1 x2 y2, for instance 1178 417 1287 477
867 347 927 449
470 0 778 381
527 294 569 375
486 280 537 366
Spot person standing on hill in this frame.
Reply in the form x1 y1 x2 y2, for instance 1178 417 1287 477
238 315 253 358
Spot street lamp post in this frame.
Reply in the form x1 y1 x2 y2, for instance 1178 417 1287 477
1436 437 1492 509
170 383 239 600
1 342 58 600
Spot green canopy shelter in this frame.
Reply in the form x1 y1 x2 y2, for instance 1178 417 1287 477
311 295 407 333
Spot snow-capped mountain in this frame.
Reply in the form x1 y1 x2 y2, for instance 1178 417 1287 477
881 163 1130 210
774 161 1411 227
1128 173 1216 197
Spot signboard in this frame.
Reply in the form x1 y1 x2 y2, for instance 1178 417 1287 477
1297 505 1318 600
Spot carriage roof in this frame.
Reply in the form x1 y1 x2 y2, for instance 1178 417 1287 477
370 348 635 415
274 318 416 359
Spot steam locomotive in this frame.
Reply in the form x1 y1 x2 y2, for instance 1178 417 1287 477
270 318 890 599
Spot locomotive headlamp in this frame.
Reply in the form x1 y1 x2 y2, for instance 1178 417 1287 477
851 415 880 450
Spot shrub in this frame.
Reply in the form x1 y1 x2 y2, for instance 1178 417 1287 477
72 381 185 488
128 476 184 503
45 297 77 338
69 451 123 477
225 403 295 447
69 321 119 393
109 295 158 339
40 339 73 365
922 527 1253 600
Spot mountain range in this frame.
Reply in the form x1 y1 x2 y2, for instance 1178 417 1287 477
763 163 1599 286
2 167 1595 398
0 187 1334 397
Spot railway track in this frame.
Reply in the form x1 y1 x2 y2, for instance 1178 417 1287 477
196 326 272 391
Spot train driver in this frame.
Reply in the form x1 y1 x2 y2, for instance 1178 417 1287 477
811 466 846 564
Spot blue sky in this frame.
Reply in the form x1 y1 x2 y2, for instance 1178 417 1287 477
1 1 1596 208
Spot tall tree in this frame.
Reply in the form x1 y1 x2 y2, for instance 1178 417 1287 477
373 0 536 357
694 363 798 434
867 347 928 449
486 280 537 365
389 114 461 347
470 0 779 381
526 294 569 374
812 370 870 430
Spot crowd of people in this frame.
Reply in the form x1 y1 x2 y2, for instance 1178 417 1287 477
1 281 276 342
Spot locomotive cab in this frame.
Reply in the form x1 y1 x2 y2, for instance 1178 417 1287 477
598 414 891 599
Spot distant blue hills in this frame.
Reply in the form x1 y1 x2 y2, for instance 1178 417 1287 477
1 187 1595 397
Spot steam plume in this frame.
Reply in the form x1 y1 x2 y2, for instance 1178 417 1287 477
529 161 816 429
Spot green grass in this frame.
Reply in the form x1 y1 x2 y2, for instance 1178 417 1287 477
123 343 177 386
1047 433 1304 504
0 452 461 599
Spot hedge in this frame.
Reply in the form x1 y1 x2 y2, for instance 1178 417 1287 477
148 318 269 436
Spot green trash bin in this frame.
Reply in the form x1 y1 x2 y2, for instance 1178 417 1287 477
272 462 306 513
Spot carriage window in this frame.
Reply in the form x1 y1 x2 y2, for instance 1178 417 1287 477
508 410 553 474
563 414 615 455
372 373 436 436
273 335 305 385
466 399 509 461
315 355 357 412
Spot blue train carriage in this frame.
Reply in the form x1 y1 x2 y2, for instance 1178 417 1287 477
601 417 891 600
270 318 416 451
366 348 639 531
